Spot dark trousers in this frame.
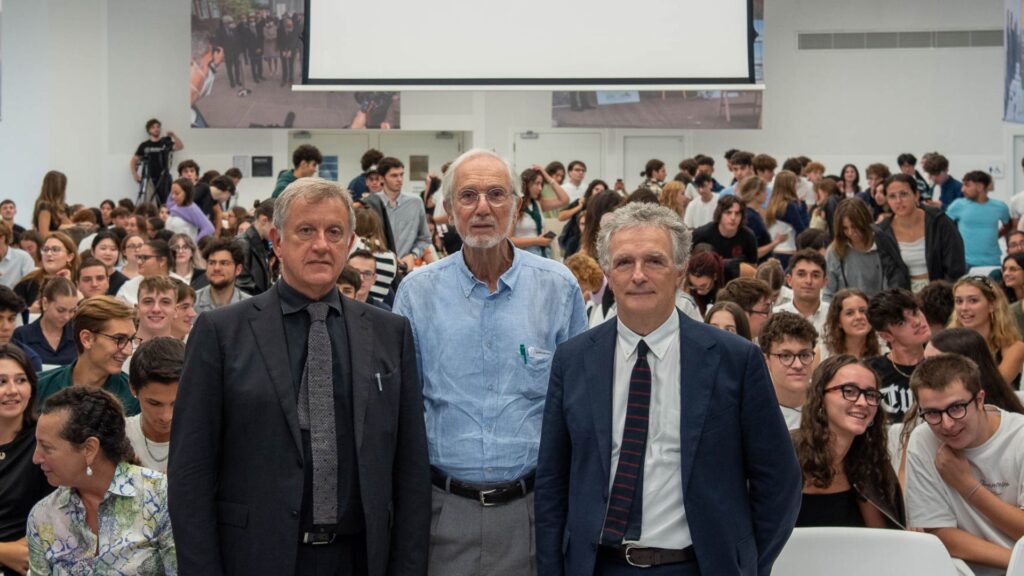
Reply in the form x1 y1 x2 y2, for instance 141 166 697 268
226 53 242 87
595 557 701 576
248 48 263 81
294 532 367 576
282 51 296 85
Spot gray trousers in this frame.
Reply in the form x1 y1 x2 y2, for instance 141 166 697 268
427 484 536 576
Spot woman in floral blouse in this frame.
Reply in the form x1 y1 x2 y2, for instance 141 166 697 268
27 386 176 575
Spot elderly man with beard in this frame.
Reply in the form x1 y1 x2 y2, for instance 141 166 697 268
393 149 588 576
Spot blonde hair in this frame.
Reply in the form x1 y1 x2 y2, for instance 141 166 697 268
949 277 1021 351
659 181 686 216
765 171 799 227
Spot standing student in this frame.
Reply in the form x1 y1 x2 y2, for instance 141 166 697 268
946 171 1011 269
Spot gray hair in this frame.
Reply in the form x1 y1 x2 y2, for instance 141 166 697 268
440 148 520 208
273 178 356 234
596 202 692 271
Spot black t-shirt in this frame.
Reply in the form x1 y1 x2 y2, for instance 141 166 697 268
692 222 758 281
0 425 54 541
193 183 216 220
866 354 918 424
134 136 174 183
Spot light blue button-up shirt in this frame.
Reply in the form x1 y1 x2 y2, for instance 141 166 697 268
394 244 588 483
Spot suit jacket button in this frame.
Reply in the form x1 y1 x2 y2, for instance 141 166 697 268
291 510 298 517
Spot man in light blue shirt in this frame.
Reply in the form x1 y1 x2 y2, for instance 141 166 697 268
393 149 587 576
0 222 35 288
946 171 1010 269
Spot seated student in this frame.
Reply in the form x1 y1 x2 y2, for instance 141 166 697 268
704 300 752 340
823 288 880 360
122 277 177 373
0 345 54 576
795 228 830 257
347 249 392 311
193 238 250 314
170 279 197 342
692 195 758 282
866 288 931 424
948 275 1024 389
759 311 819 429
35 296 140 416
716 277 774 339
0 221 35 290
794 355 904 528
776 249 830 343
27 387 175 574
918 279 955 336
906 354 1024 574
757 258 793 308
75 256 110 300
0 287 42 373
683 250 724 318
336 266 361 299
562 252 605 319
12 277 78 367
125 337 184 473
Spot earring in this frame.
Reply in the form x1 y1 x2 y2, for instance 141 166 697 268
86 465 93 477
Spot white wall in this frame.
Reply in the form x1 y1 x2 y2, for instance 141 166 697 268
0 0 1017 228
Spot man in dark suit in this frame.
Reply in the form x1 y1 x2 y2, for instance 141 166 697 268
168 178 430 576
535 202 801 576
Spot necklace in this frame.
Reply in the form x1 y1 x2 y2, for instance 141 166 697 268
888 353 916 378
143 434 168 463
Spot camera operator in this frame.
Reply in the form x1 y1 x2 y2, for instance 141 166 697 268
130 119 183 205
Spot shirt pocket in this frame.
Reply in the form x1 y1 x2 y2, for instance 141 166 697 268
521 346 554 400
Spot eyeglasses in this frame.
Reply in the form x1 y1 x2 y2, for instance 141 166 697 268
354 270 375 279
172 244 192 251
767 350 815 366
825 383 882 406
41 246 65 254
137 254 157 262
919 394 978 425
91 331 143 350
454 188 514 207
1009 241 1024 251
125 243 144 251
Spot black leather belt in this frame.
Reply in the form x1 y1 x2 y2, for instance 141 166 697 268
301 532 337 546
599 544 696 568
430 467 534 506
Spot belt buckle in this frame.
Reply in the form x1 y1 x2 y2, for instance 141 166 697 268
624 544 652 568
478 488 498 507
303 532 337 546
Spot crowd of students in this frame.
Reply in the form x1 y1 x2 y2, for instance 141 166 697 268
1 142 1024 575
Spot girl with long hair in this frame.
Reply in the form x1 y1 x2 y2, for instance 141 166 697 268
704 301 752 340
949 276 1024 388
579 190 623 259
510 166 569 258
168 233 207 289
15 232 78 315
12 277 78 366
794 355 904 528
32 171 70 233
684 250 724 317
763 171 808 267
823 198 908 301
839 164 860 197
823 289 880 359
119 233 145 280
353 207 399 302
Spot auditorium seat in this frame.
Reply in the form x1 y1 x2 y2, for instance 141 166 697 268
774 527 958 576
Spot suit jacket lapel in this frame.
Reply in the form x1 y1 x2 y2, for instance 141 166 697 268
586 320 618 484
678 312 719 496
250 290 303 455
343 298 372 453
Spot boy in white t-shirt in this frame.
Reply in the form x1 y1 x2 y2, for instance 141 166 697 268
683 173 719 230
905 353 1024 575
125 337 185 473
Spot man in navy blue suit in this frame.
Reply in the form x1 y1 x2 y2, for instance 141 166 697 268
535 202 801 575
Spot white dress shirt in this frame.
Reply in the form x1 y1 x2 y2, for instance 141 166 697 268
609 313 691 549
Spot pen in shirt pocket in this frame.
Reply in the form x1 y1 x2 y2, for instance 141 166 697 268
375 372 382 392
519 344 528 365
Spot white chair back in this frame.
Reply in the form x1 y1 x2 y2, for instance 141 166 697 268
773 527 959 576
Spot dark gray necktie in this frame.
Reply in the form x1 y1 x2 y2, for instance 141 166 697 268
297 301 337 525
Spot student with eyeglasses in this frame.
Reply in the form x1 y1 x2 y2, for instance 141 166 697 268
905 353 1024 574
34 296 140 416
793 355 904 529
759 311 820 430
948 275 1024 389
